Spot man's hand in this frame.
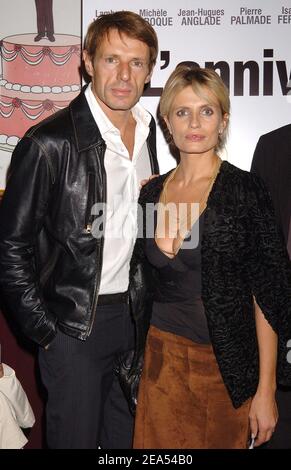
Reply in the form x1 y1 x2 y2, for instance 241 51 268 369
140 174 159 189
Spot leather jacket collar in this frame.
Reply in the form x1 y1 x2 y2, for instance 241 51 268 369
69 85 105 152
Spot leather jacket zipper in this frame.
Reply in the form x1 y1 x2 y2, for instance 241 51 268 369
86 234 105 337
85 173 96 234
86 146 107 338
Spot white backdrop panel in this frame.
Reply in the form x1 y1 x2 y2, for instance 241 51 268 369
83 0 291 173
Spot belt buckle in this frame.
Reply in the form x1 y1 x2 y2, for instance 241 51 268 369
97 291 128 306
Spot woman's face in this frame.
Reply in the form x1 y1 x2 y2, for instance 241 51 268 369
164 85 228 158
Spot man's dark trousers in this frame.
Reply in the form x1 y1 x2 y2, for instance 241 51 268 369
39 302 134 449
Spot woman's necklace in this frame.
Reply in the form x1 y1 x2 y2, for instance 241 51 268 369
156 157 222 257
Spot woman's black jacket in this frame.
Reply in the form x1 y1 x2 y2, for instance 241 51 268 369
127 161 291 409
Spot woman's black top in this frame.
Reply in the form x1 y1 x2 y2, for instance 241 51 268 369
145 210 210 344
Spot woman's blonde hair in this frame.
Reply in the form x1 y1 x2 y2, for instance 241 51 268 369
160 65 230 152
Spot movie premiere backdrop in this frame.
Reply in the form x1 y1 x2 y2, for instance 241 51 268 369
81 0 291 175
0 0 81 194
1 0 291 192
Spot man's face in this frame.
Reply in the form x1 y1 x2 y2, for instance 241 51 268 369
83 29 152 117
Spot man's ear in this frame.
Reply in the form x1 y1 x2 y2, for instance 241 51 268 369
144 68 153 84
83 50 94 78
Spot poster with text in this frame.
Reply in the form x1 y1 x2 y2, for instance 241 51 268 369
83 0 291 173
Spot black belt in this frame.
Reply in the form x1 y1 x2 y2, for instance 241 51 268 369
97 291 128 306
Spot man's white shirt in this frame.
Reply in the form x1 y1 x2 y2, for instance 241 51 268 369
85 84 152 294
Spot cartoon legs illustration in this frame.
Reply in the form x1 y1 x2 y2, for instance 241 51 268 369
34 0 55 42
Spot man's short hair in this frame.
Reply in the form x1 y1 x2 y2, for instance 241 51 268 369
84 11 158 72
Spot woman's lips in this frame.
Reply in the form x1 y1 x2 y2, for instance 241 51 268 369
185 134 205 142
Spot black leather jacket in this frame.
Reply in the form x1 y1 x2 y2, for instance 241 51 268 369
129 161 291 408
0 86 159 347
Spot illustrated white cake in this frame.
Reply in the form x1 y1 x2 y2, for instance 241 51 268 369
0 34 81 152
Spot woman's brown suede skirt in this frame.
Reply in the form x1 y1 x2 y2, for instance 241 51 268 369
133 325 251 449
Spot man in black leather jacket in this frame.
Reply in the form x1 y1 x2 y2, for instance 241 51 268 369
0 11 159 449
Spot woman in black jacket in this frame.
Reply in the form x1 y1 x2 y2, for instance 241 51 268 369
126 66 291 449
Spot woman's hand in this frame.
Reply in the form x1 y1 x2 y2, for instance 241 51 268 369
249 390 278 447
251 298 278 447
